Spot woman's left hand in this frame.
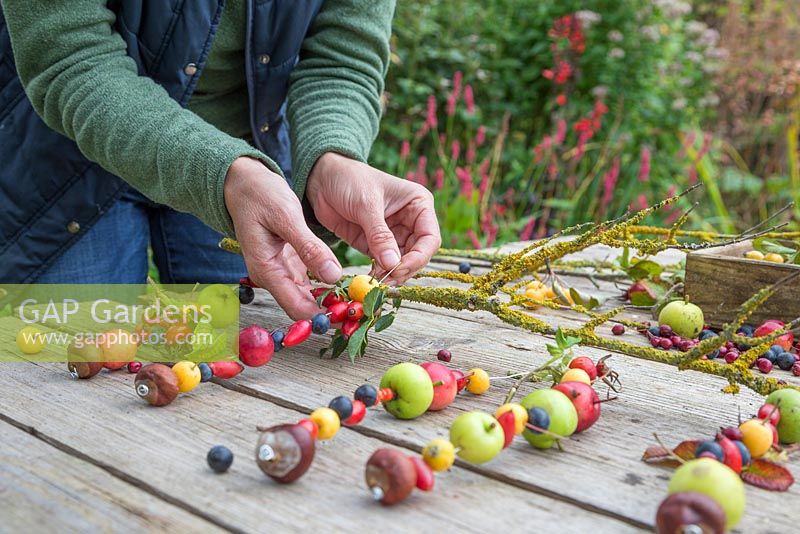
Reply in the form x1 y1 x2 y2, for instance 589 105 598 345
306 152 441 284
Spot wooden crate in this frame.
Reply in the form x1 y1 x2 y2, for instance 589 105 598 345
684 240 800 327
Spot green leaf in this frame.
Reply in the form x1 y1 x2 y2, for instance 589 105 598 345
555 328 567 348
347 322 370 360
316 288 334 307
569 288 604 310
546 343 563 358
753 238 796 257
362 287 384 319
319 347 329 358
392 297 403 309
627 259 663 281
374 313 395 332
330 335 347 359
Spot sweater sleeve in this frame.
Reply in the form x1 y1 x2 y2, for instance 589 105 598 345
287 0 396 198
1 0 280 238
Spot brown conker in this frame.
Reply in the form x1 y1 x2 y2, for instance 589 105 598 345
656 492 726 534
134 363 179 406
66 340 104 379
365 448 416 505
255 423 315 483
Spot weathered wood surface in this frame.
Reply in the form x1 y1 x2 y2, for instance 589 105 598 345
0 362 640 534
1 242 797 534
0 418 222 533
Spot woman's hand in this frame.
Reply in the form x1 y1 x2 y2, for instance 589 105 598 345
306 152 441 284
224 157 342 319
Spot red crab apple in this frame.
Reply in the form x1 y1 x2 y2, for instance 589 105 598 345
420 362 457 411
754 320 794 351
238 325 274 367
552 381 602 433
449 411 505 464
379 363 433 419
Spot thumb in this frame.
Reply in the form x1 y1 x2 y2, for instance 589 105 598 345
359 207 401 271
278 222 342 285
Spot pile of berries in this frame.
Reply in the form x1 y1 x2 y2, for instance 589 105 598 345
642 324 700 353
639 317 800 376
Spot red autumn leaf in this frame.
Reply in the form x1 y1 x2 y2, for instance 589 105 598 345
641 440 700 468
741 459 795 492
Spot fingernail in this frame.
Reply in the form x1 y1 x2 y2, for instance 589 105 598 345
319 261 342 284
380 250 401 270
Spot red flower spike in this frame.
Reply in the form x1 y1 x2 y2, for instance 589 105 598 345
497 411 516 448
344 400 367 426
409 456 435 492
297 418 319 440
283 320 312 347
208 361 244 379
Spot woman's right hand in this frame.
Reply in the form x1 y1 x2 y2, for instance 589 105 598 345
224 157 342 319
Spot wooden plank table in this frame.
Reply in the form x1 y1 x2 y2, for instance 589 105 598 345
1 242 797 533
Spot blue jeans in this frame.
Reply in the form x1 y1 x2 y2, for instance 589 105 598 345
36 189 246 284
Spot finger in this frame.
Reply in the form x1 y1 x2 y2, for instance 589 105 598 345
250 247 320 320
395 201 441 279
359 204 402 271
275 216 342 285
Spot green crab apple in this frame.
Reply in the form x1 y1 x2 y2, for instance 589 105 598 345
658 300 705 339
449 411 505 464
420 362 457 411
765 389 800 444
197 284 239 328
667 458 745 530
552 381 601 433
380 362 433 419
520 389 578 449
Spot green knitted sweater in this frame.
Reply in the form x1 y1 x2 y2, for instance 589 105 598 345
2 0 395 238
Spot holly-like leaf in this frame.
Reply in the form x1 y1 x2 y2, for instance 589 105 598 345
347 321 370 360
374 313 395 332
362 287 384 319
627 259 663 281
742 459 795 491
